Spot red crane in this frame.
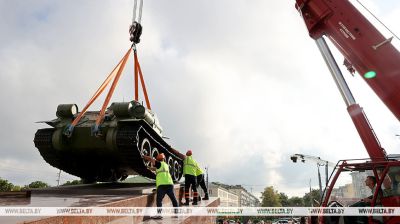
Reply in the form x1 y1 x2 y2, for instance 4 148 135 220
295 0 400 223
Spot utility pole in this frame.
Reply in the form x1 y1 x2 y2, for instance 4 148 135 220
205 166 209 192
56 170 61 186
317 164 322 197
309 179 313 207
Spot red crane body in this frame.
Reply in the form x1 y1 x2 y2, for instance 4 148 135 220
296 0 400 161
294 0 400 222
296 0 400 120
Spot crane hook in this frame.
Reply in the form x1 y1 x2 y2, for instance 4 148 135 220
129 0 143 44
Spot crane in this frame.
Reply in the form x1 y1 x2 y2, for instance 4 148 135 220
295 0 400 223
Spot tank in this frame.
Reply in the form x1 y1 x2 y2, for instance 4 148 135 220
33 100 184 183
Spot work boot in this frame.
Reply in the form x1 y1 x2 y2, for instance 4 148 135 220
151 216 163 219
183 201 189 206
202 194 209 200
192 198 198 205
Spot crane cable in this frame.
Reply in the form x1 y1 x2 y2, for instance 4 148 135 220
130 0 150 109
355 0 400 41
130 0 143 44
132 0 143 24
64 0 151 137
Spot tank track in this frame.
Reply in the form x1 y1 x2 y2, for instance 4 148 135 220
34 128 101 182
34 128 61 168
34 122 183 182
116 123 183 181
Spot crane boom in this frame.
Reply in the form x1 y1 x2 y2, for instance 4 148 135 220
315 37 387 161
293 1 400 218
295 0 397 161
295 0 400 121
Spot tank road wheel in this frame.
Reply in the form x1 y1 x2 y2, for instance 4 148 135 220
151 148 159 160
167 157 174 177
173 160 180 181
140 138 151 166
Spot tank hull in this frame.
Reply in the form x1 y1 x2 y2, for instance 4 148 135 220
34 106 184 182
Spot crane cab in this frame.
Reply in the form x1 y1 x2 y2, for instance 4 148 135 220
317 158 400 224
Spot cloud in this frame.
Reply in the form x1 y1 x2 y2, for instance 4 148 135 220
0 0 399 198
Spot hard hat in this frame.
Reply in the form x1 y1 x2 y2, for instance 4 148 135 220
156 153 165 161
186 150 192 156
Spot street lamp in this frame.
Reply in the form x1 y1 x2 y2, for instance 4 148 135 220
290 153 335 197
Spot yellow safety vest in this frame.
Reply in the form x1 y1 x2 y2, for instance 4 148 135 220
183 156 197 176
196 165 204 176
156 161 173 187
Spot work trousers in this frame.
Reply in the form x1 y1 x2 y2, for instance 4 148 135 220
156 185 179 208
196 174 208 195
343 201 369 223
184 174 198 202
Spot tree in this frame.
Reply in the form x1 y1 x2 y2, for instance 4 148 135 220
61 180 82 186
279 192 289 207
26 181 49 189
303 189 321 206
12 185 21 191
261 186 281 207
288 196 304 206
0 177 14 191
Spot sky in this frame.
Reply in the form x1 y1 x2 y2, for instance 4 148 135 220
0 0 400 198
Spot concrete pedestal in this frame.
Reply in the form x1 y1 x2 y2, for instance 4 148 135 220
0 183 220 224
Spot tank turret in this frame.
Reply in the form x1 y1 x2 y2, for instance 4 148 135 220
34 100 184 183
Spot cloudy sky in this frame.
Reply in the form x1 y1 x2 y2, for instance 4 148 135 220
0 0 400 198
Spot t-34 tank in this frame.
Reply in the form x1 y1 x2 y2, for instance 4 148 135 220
33 100 184 183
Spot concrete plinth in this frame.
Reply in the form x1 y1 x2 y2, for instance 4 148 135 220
0 183 220 224
140 197 220 224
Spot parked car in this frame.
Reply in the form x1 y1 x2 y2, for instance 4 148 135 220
272 219 289 224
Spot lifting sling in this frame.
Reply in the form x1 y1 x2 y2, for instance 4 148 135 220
64 0 150 137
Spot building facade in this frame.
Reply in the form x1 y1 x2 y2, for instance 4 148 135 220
228 185 260 207
209 183 239 207
209 182 260 207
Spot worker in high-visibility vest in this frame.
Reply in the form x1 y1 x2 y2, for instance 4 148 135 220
143 153 178 218
183 150 199 205
196 164 209 201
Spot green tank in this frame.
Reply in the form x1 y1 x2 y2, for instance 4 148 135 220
33 100 184 183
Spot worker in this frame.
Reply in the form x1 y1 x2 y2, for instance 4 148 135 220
345 175 378 223
196 163 209 201
382 175 393 197
360 175 377 204
183 149 199 205
143 153 178 219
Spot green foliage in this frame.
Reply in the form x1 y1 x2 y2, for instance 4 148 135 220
26 181 50 189
303 189 321 206
12 185 21 191
0 177 14 191
61 180 82 186
1 178 51 191
279 192 289 207
264 188 320 207
261 186 281 207
288 196 304 206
